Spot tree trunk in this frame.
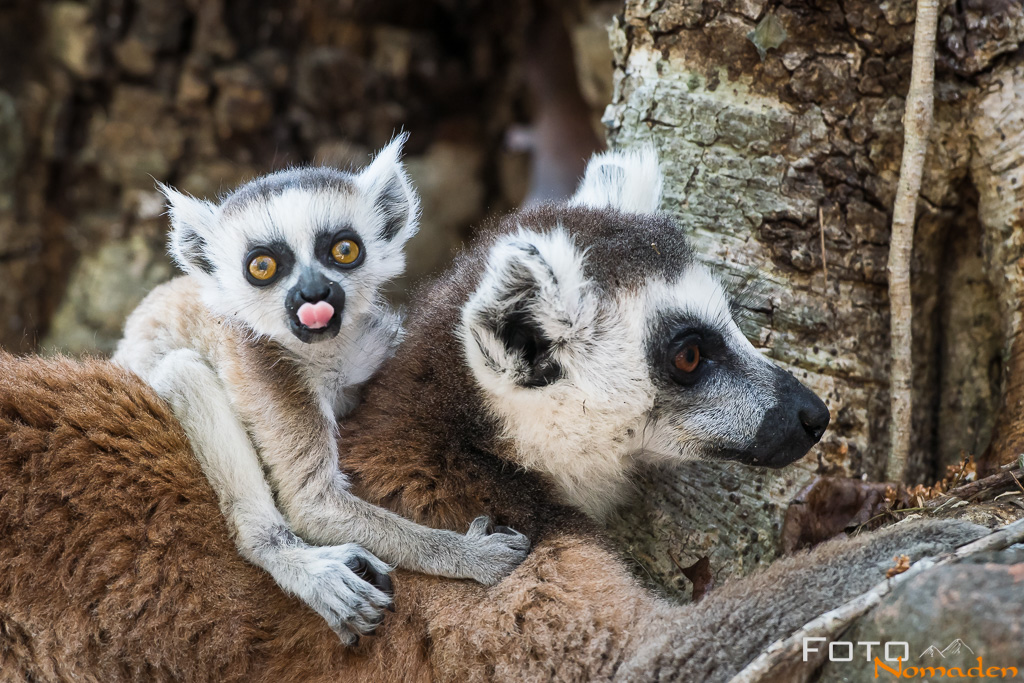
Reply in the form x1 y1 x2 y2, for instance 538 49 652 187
603 0 1024 599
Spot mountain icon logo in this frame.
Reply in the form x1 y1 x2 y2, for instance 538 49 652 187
940 639 975 657
918 645 945 659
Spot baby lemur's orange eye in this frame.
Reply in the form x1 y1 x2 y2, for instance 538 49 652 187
248 255 277 280
674 344 700 373
331 239 360 265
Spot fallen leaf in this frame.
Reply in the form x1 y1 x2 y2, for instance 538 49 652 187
886 554 911 578
672 554 714 603
781 476 908 553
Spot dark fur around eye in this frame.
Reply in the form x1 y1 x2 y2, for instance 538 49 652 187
242 241 294 286
647 314 732 387
315 229 366 270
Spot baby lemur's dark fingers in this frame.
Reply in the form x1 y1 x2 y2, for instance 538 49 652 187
345 556 394 599
346 593 389 634
373 571 394 599
335 627 359 647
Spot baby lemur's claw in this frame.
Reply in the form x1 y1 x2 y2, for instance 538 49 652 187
462 516 531 586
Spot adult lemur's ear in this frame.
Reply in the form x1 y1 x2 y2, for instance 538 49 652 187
568 146 662 214
461 229 597 389
355 132 421 245
158 183 219 275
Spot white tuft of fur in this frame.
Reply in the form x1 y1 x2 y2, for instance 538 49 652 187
353 131 421 247
568 146 663 214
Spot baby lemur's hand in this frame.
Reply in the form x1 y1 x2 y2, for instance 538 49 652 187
458 516 531 586
281 543 395 646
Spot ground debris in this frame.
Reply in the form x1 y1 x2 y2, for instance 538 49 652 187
885 554 911 578
670 552 714 603
780 455 1022 553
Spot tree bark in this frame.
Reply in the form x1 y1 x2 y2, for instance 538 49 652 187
973 64 1024 475
603 0 1024 599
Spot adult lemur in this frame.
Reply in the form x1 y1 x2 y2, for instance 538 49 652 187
112 135 528 644
0 148 986 681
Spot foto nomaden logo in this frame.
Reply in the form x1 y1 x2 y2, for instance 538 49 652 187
802 637 1019 679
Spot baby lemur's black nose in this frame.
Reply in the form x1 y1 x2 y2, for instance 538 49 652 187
299 283 331 302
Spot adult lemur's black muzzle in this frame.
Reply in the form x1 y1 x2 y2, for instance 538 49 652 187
739 366 830 468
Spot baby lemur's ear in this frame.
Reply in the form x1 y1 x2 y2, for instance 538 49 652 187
355 132 421 245
568 146 663 214
158 183 219 276
461 229 597 389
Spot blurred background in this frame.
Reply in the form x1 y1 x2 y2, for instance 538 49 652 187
0 0 618 355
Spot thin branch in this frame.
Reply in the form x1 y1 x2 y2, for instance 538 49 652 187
924 467 1024 508
818 206 829 287
730 518 1024 683
885 0 940 482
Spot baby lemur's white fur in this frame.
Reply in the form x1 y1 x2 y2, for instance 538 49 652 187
113 135 529 644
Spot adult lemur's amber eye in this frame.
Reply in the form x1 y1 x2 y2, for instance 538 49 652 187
248 255 277 280
674 344 701 373
331 239 360 265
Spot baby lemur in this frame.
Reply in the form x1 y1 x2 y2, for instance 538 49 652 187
113 135 529 644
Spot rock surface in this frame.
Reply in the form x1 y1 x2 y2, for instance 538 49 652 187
817 546 1024 682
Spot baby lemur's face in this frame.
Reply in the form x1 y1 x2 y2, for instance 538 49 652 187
160 136 419 348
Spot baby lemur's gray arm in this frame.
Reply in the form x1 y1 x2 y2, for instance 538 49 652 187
146 349 394 645
615 518 988 682
297 481 528 587
229 361 529 586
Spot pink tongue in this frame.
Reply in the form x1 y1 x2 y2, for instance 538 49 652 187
297 301 335 329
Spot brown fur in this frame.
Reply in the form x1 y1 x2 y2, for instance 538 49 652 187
0 211 988 681
0 352 659 682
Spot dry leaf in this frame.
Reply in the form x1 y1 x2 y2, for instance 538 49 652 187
781 477 905 553
886 555 911 578
680 556 714 603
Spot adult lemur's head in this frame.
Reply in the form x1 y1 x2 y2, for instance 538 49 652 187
159 134 419 350
458 148 830 518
